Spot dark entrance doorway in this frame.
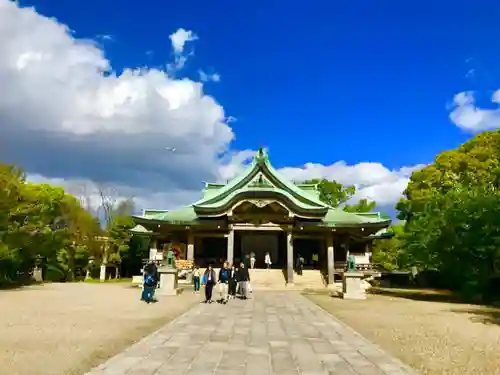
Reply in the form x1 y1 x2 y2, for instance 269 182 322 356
235 231 286 268
294 237 325 269
195 237 227 267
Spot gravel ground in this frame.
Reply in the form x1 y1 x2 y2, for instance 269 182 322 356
305 290 500 375
0 282 199 375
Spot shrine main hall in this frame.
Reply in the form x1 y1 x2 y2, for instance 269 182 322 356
132 148 391 286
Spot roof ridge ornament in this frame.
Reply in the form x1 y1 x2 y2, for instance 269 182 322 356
254 145 268 164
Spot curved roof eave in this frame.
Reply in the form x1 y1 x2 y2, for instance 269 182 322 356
193 188 328 216
194 148 330 209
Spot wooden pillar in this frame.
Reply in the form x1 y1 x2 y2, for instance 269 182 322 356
187 233 194 261
227 228 234 264
287 231 294 285
327 233 335 285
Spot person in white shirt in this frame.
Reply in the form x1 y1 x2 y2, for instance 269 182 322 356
264 252 272 269
250 252 256 269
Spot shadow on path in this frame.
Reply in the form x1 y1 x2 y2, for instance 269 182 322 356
369 287 465 304
448 306 500 326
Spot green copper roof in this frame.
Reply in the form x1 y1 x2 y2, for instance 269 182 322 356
142 209 168 218
322 209 384 226
145 206 197 224
369 227 394 238
129 224 153 233
194 148 329 214
133 148 391 228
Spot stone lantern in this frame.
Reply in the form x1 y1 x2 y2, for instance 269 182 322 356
33 254 43 282
85 256 95 280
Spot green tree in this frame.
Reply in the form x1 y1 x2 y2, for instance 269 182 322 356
105 200 136 277
404 185 500 298
397 130 500 221
371 224 408 271
397 130 500 299
304 179 376 212
0 162 104 285
304 179 355 207
344 198 376 213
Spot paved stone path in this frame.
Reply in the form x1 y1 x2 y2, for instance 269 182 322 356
86 292 418 375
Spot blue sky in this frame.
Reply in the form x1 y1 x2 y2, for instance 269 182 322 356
3 0 500 211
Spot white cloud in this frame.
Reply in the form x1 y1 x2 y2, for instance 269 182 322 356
0 0 423 213
198 70 220 82
26 174 200 213
169 28 198 54
278 162 426 206
166 28 197 74
449 91 500 132
0 0 235 197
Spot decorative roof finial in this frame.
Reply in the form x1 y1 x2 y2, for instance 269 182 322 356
259 145 263 155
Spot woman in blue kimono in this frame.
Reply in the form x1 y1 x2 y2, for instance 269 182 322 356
202 264 216 303
141 261 158 303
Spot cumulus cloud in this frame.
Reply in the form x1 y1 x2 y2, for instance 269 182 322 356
279 162 426 206
1 0 422 213
449 91 500 132
0 0 234 205
26 174 200 213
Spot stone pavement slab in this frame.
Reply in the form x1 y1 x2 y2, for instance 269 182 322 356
85 292 419 375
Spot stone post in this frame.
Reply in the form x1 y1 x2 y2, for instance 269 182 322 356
149 239 158 261
286 231 294 285
100 240 109 282
187 233 194 261
227 228 234 264
327 233 335 286
99 264 106 282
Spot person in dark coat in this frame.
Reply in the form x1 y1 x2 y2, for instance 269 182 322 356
202 264 217 303
236 262 250 299
141 261 158 303
228 264 238 299
295 253 304 275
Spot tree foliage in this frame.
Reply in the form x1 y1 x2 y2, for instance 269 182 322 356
397 130 500 300
0 162 138 286
304 178 376 212
371 224 408 272
397 130 500 221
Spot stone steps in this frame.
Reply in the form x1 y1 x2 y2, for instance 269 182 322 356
190 268 327 291
293 270 326 289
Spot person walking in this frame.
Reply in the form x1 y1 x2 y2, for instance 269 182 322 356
192 265 201 294
237 262 250 299
250 252 256 269
218 261 230 304
228 264 238 299
295 253 304 275
202 264 216 303
264 252 272 270
312 252 319 269
141 261 158 303
244 253 251 269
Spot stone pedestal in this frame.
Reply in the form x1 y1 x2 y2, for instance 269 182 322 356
99 264 106 282
33 267 43 282
341 272 366 300
327 283 338 296
157 267 179 296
